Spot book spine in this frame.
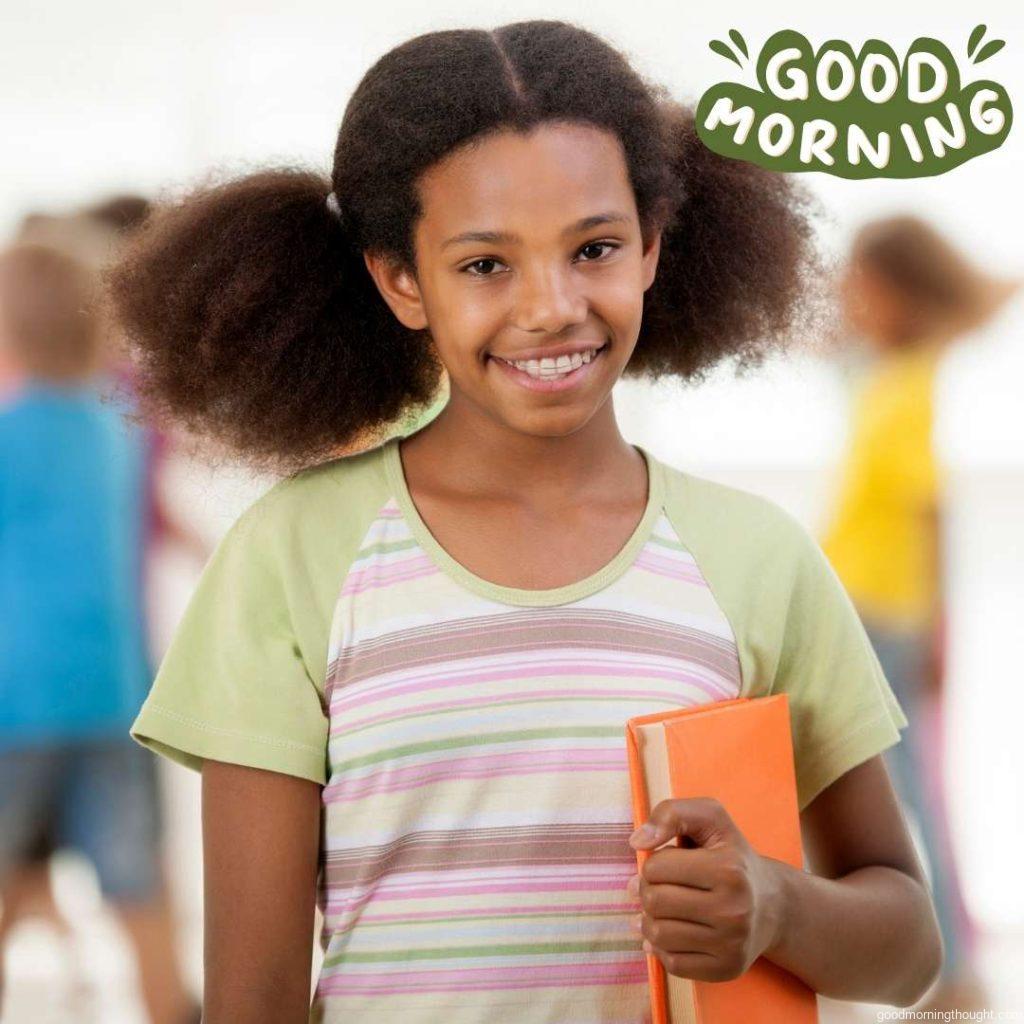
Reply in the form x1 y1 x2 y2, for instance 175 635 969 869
625 722 669 1024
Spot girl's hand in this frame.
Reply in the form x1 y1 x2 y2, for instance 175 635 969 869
626 797 786 982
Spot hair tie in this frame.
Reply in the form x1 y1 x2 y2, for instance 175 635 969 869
325 191 342 222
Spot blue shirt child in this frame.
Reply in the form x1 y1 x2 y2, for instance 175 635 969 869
0 377 153 749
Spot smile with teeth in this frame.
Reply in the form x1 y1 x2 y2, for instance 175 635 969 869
494 344 606 380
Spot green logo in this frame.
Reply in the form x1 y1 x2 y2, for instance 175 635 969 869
695 26 1012 178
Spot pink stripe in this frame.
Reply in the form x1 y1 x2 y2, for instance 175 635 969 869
333 685 709 735
334 868 630 892
634 550 708 585
331 659 731 714
327 901 631 920
322 878 632 919
324 749 625 803
317 959 648 995
341 554 439 596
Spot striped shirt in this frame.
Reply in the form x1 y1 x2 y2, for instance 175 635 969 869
131 434 907 1022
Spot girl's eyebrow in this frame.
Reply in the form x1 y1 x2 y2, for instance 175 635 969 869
440 211 630 250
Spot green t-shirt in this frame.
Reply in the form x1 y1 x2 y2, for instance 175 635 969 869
132 437 906 810
130 436 907 1022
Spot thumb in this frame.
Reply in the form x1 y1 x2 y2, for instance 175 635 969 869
629 797 732 850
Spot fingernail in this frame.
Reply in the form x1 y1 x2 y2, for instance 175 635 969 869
629 823 658 848
626 874 640 898
643 939 653 954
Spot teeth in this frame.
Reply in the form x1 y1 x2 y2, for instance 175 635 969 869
500 346 602 379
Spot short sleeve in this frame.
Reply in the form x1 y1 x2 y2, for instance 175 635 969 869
771 514 910 812
129 496 329 785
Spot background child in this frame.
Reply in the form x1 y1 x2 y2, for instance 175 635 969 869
107 18 941 1022
16 193 212 567
822 214 1021 1013
0 242 200 1024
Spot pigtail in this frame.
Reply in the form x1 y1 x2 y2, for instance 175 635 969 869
632 102 834 383
103 168 443 475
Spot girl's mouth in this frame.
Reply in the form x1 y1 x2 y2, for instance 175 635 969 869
488 342 609 393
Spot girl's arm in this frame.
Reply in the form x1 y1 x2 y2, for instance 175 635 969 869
201 759 322 1023
763 753 943 1006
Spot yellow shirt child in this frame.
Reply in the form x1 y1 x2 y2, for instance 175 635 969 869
822 340 947 632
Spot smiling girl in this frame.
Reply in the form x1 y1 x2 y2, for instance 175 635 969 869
107 18 942 1024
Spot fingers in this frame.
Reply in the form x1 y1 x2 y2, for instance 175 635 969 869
640 845 719 890
637 877 718 926
638 912 715 953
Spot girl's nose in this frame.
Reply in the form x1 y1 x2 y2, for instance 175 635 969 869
512 265 588 335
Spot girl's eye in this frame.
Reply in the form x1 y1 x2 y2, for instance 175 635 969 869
576 241 619 262
463 257 506 277
460 241 620 277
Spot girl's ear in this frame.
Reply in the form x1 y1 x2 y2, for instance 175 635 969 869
363 251 429 331
641 229 662 293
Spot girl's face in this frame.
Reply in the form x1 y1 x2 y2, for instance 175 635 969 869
365 121 661 439
839 258 914 351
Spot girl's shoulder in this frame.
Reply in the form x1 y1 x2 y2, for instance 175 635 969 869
655 456 838 649
238 439 393 541
207 441 397 617
656 456 816 571
179 441 397 710
657 455 908 815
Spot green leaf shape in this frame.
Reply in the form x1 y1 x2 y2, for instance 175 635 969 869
974 38 1006 64
728 29 749 59
709 39 744 68
967 24 986 58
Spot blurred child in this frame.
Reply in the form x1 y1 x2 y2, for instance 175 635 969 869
17 195 211 563
822 214 1020 1013
0 242 200 1024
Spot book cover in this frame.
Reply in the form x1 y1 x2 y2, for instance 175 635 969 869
625 694 819 1024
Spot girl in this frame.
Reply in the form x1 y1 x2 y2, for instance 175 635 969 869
107 19 942 1024
823 214 1021 1013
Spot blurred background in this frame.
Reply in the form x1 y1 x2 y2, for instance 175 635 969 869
1 2 1021 1022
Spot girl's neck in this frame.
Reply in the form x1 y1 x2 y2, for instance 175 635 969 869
873 329 950 358
399 399 642 508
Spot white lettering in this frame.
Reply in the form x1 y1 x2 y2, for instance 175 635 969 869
860 54 899 103
899 122 925 162
703 97 756 145
758 112 795 156
799 119 838 164
907 52 947 104
847 125 891 168
816 50 856 101
765 47 808 101
969 89 1005 136
923 102 966 157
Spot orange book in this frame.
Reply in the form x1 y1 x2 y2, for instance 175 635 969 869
625 694 819 1024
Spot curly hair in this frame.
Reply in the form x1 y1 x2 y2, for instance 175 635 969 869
105 19 829 476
